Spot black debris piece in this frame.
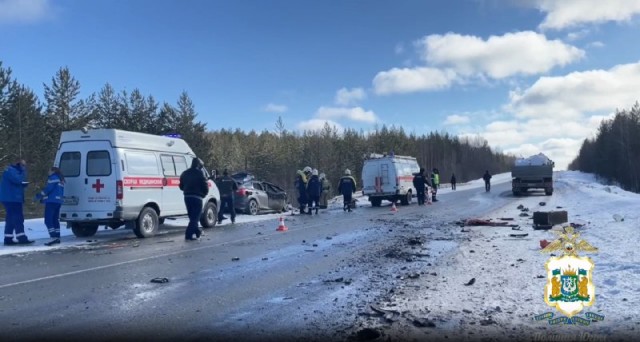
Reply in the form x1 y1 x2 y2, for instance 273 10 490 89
150 277 169 284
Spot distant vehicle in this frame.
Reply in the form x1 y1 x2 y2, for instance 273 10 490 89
231 172 288 215
512 153 554 196
361 153 420 206
54 128 220 238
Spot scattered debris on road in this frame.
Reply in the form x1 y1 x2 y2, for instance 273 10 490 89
464 278 476 286
150 277 169 284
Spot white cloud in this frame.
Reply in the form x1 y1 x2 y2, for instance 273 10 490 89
566 29 590 41
586 41 605 48
443 114 470 125
472 114 613 170
506 61 640 119
417 31 584 79
335 87 366 106
0 0 52 24
297 119 343 132
372 67 457 95
315 106 378 123
263 103 288 113
535 0 640 30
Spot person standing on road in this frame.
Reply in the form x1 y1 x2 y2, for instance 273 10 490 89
179 158 208 241
451 173 457 191
319 172 331 209
295 167 311 214
338 169 356 212
430 168 440 202
1 159 34 245
307 169 321 215
217 169 238 224
412 167 428 205
34 167 65 246
483 170 492 192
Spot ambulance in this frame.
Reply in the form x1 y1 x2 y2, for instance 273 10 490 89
54 128 220 238
361 153 420 207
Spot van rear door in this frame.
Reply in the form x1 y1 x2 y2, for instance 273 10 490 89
58 141 117 220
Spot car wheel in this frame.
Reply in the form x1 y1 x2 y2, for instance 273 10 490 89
247 199 259 215
200 201 218 228
133 207 159 238
71 223 99 237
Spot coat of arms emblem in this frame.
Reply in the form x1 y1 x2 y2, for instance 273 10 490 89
541 226 598 317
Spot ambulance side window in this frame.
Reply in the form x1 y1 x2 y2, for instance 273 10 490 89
87 151 111 176
125 152 159 175
161 155 176 176
59 152 81 177
173 156 187 176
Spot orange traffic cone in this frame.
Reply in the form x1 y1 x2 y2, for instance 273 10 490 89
276 216 288 232
390 202 398 212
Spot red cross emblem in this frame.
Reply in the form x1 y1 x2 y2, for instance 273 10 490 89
92 179 105 193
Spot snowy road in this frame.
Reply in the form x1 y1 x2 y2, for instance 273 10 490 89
0 181 515 341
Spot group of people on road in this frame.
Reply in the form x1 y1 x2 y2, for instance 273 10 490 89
411 168 492 204
294 166 332 215
294 166 357 214
1 158 65 246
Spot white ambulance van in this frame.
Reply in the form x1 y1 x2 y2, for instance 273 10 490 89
54 128 220 238
361 153 420 207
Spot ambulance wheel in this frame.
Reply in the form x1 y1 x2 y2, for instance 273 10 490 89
400 192 411 206
133 207 159 238
71 223 99 237
371 198 382 207
200 201 218 228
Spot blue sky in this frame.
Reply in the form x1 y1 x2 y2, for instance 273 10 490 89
2 0 640 169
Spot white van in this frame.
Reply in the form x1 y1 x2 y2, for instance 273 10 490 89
361 153 420 206
54 128 220 238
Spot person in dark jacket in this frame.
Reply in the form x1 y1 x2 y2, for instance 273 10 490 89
179 158 209 241
338 169 356 212
217 169 238 223
306 169 321 215
451 173 457 191
0 159 33 245
35 167 65 246
483 170 492 192
413 167 429 205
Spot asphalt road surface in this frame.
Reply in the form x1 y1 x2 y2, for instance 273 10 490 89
0 182 515 341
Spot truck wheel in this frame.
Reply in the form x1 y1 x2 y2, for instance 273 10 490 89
371 198 382 207
400 192 411 206
133 207 159 238
200 201 218 228
545 189 553 196
71 223 99 237
513 190 520 196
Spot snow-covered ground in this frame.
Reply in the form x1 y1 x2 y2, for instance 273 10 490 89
2 171 639 339
377 171 640 340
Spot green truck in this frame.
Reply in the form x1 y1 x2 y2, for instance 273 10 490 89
511 153 554 196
